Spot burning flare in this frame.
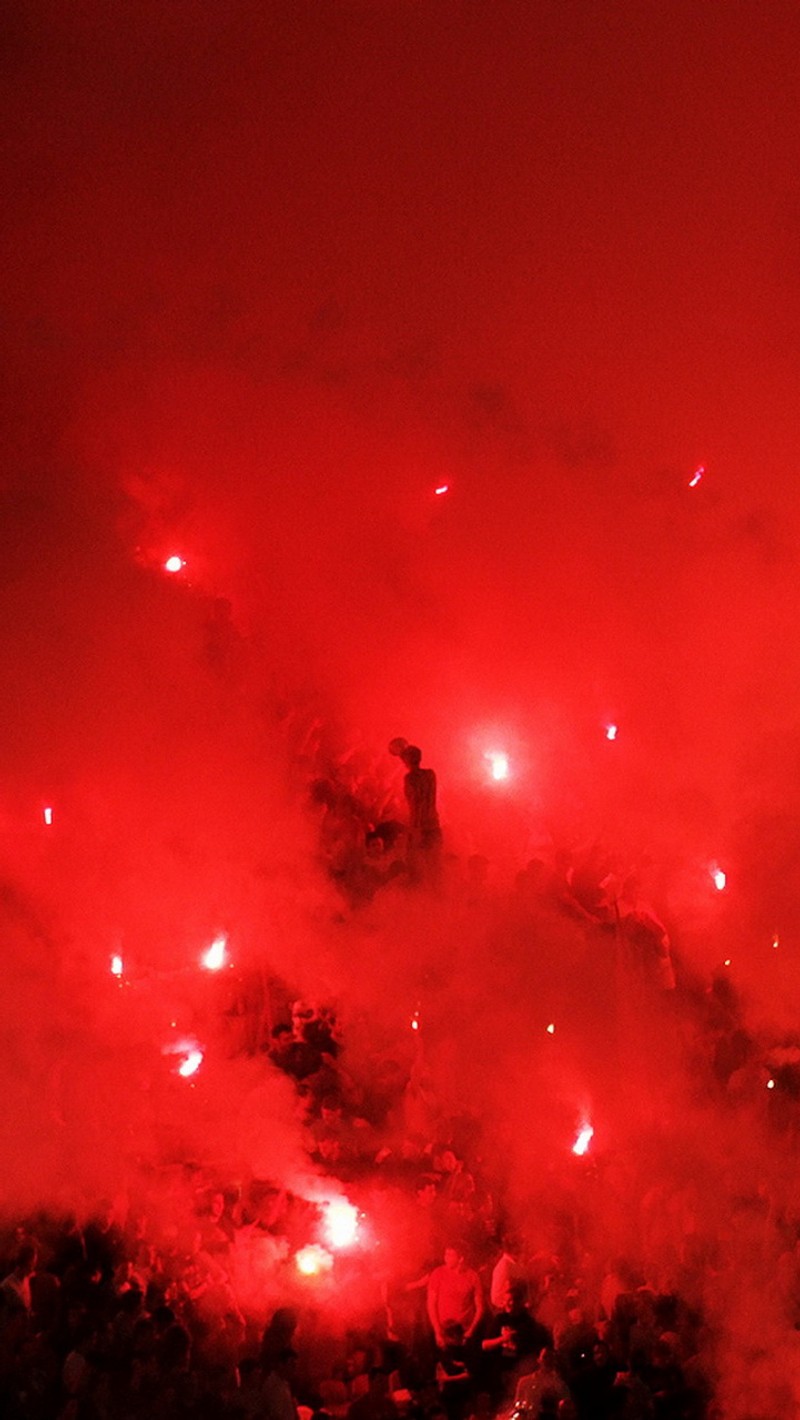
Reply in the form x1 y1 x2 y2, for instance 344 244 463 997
178 1049 203 1078
321 1197 360 1251
296 1244 333 1276
201 935 228 971
572 1123 594 1156
162 1036 204 1078
485 751 510 782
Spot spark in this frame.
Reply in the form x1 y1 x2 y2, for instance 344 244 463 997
689 464 704 488
773 935 780 950
410 1010 420 1032
723 958 732 967
572 1124 594 1156
43 806 53 825
178 1049 203 1078
110 954 123 977
321 1198 360 1250
546 1022 555 1035
164 555 185 573
201 935 227 971
485 751 510 782
295 1244 333 1277
605 724 618 741
767 1078 775 1090
710 865 727 892
434 484 449 495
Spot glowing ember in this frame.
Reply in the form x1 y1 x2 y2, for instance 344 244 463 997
710 866 727 892
296 1244 333 1276
178 1049 203 1078
434 484 449 495
689 464 704 488
110 954 123 977
546 1022 555 1034
201 935 227 971
164 555 185 572
572 1124 594 1156
605 724 618 741
43 806 53 825
322 1198 360 1250
485 751 510 781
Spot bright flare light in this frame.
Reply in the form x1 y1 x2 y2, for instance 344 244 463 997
710 865 727 892
572 1124 594 1156
434 484 449 495
163 1036 204 1076
546 1022 555 1035
322 1198 360 1250
164 555 185 573
689 465 704 488
767 1078 776 1090
110 954 123 977
43 806 53 825
605 724 618 741
485 751 510 782
201 935 227 971
296 1244 333 1277
178 1050 203 1078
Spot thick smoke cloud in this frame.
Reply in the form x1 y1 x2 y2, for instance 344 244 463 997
2 3 800 1406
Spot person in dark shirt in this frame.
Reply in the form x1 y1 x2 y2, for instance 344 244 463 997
481 1283 553 1399
84 1201 123 1285
572 1341 620 1420
555 1298 600 1390
268 1021 322 1081
436 1321 473 1420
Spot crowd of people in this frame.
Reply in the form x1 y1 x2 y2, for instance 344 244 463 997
0 977 772 1420
0 1011 715 1420
2 742 799 1418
